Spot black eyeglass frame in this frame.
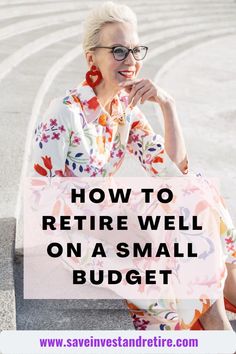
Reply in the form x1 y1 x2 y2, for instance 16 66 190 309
90 45 149 61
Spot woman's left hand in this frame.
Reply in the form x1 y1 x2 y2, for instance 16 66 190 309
119 78 174 108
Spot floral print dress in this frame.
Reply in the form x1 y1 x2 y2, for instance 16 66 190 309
32 80 236 330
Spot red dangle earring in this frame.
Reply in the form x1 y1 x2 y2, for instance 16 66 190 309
86 65 103 88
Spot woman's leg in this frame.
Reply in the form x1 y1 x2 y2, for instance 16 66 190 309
126 297 233 330
199 295 232 330
126 297 232 330
173 295 232 330
224 263 236 306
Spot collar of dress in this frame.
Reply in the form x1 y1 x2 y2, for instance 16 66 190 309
68 80 130 125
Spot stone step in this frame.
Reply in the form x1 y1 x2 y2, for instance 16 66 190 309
1 9 235 42
0 0 233 4
0 0 234 21
0 218 16 330
17 308 133 330
1 10 235 48
153 34 236 222
14 254 133 330
0 1 235 27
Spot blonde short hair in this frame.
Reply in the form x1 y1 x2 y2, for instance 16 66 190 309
83 1 137 52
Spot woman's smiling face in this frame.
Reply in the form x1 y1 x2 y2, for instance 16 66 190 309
87 22 142 90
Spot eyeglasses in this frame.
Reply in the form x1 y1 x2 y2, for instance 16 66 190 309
91 45 148 61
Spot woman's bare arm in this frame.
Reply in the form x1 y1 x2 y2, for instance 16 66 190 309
120 79 188 174
160 99 188 174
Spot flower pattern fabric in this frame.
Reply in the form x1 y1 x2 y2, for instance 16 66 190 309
32 80 182 180
32 80 235 331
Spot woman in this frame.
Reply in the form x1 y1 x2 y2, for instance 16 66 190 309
32 1 236 330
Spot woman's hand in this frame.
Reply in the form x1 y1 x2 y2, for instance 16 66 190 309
119 78 188 175
119 78 174 108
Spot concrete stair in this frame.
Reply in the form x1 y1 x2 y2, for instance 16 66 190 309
0 218 16 330
14 250 133 330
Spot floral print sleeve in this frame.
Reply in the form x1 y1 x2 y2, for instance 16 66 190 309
32 98 73 177
127 106 184 177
